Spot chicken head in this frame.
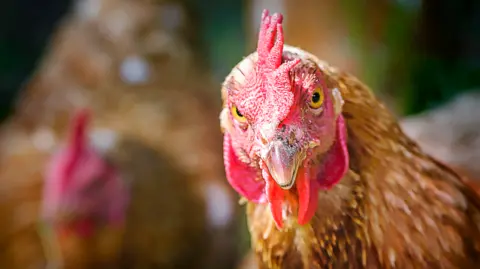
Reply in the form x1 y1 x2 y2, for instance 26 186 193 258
41 109 129 237
220 10 349 229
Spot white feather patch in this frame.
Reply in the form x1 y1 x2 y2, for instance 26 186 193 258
219 108 233 134
159 3 184 31
75 0 101 19
203 181 234 228
88 128 119 154
31 127 57 152
119 55 151 85
332 87 344 116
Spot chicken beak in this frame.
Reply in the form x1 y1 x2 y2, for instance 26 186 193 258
261 139 314 228
263 140 306 190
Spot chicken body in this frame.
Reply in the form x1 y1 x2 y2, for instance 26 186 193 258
99 132 209 269
0 124 49 268
0 0 238 268
221 10 480 269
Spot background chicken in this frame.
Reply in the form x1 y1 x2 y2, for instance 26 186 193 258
38 109 130 269
39 109 210 268
221 10 480 269
0 0 239 268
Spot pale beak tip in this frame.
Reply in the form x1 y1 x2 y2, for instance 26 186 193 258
263 140 303 190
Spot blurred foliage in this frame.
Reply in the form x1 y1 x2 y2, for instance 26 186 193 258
187 0 246 82
341 0 419 114
340 0 479 115
406 0 480 114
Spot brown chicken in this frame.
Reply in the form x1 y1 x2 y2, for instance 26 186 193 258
220 10 480 269
39 109 209 268
0 0 238 268
39 109 129 269
0 107 209 269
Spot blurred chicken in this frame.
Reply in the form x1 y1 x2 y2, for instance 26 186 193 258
220 10 480 268
1 107 209 268
40 109 129 269
0 0 238 268
401 91 480 182
38 109 209 268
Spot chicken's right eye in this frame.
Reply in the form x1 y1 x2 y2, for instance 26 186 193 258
309 88 324 109
231 105 247 123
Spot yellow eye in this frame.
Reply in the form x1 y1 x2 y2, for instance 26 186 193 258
309 88 324 109
231 105 247 123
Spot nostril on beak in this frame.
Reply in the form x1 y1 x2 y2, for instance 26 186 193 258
257 130 269 146
255 135 268 147
260 136 268 145
258 123 276 145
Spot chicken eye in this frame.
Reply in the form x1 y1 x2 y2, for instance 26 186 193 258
231 105 247 123
309 88 324 109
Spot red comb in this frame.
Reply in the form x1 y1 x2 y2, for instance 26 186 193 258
62 108 91 186
257 10 300 74
70 108 91 154
231 10 299 123
257 10 283 72
255 10 300 124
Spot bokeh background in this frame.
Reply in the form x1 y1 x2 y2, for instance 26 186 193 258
0 0 479 267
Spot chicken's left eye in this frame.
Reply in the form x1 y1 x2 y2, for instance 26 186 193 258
231 105 247 123
309 88 324 109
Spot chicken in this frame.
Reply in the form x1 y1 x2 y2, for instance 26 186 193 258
39 109 209 268
1 107 209 268
220 9 480 269
0 109 112 268
0 0 238 268
0 121 49 268
39 109 129 268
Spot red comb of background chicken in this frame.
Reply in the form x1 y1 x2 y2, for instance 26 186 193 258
231 10 300 128
70 109 90 152
62 108 91 189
